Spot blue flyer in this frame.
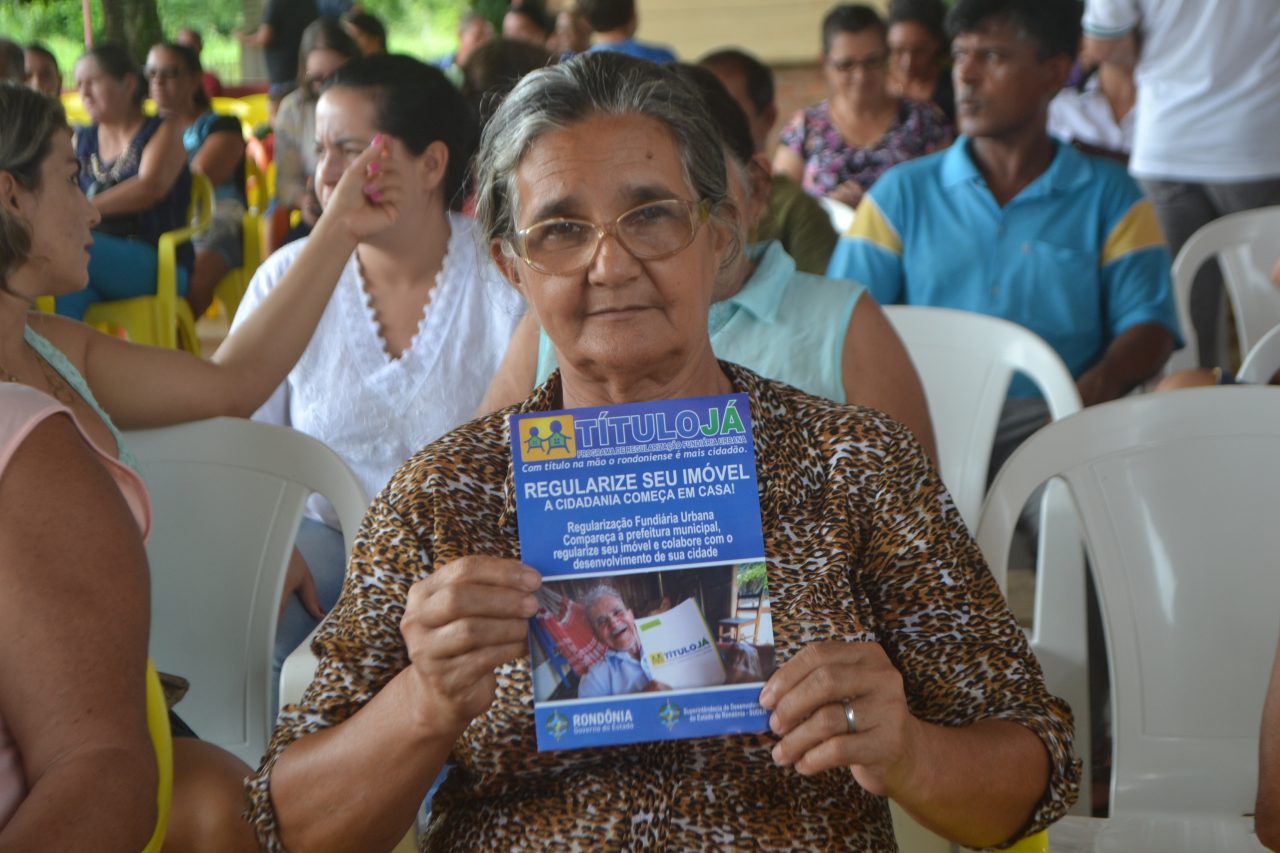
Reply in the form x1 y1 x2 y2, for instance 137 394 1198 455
511 393 775 752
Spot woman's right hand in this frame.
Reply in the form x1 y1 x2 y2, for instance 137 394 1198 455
315 134 404 244
399 556 541 739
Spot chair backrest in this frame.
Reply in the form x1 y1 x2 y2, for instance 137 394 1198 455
1167 205 1280 373
884 305 1082 528
977 387 1280 817
125 418 368 767
818 195 855 235
1238 323 1280 385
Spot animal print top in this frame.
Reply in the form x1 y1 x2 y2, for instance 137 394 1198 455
245 363 1079 851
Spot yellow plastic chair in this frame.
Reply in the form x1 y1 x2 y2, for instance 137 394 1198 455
1004 830 1049 852
60 91 90 125
211 96 254 139
893 800 1050 852
83 172 213 354
239 92 271 134
142 658 174 853
212 158 267 321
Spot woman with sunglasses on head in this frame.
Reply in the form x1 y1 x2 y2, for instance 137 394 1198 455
271 17 360 251
228 54 525 711
248 53 1076 852
774 3 951 207
61 42 191 321
0 77 404 851
146 42 246 318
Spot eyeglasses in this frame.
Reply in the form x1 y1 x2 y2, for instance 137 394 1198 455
144 66 183 81
506 198 711 276
827 54 889 74
304 71 332 92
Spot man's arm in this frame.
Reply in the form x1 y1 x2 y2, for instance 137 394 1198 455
1090 193 1183 405
1081 32 1138 69
1076 322 1174 405
825 194 907 306
1080 0 1141 68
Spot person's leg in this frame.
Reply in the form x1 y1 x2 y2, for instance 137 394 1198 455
188 199 245 319
1139 178 1225 368
56 233 185 320
1201 176 1280 221
165 739 258 852
271 517 347 713
56 233 155 319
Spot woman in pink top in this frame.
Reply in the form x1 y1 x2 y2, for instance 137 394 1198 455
0 384 155 848
0 80 403 851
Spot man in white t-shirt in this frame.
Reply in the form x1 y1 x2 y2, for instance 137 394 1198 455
1082 0 1280 369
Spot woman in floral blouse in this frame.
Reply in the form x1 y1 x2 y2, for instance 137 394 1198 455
774 4 951 207
246 52 1076 851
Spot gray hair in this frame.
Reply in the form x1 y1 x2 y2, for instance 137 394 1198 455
580 584 627 614
0 83 68 290
473 52 734 248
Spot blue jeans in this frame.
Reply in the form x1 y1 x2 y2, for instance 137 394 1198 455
272 516 347 714
56 232 189 321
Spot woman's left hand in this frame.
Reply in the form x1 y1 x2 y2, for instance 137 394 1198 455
829 180 866 208
759 640 922 797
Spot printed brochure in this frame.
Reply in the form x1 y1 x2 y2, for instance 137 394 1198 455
511 393 775 751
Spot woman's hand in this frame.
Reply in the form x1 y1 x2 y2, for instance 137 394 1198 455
759 640 922 797
280 547 325 621
314 133 403 244
399 556 541 740
829 180 866 208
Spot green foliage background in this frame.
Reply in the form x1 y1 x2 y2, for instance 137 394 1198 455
0 0 480 85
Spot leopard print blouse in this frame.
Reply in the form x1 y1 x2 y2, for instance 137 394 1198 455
246 363 1079 851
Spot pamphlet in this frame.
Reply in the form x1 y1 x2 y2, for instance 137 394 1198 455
511 393 775 751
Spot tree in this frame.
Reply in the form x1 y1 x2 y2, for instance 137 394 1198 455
100 0 164 63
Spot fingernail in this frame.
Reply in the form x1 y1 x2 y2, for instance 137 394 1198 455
364 184 382 202
521 569 542 590
367 161 381 175
769 712 781 733
371 132 384 147
758 685 774 709
772 744 785 765
523 595 539 616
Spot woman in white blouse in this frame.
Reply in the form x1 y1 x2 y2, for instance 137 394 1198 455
229 55 525 696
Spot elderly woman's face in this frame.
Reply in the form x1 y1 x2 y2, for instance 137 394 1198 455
498 113 730 379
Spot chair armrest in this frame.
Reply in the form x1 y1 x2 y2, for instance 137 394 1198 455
279 627 321 714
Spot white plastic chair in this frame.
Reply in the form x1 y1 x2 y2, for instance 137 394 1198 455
126 417 368 766
1166 205 1280 373
977 387 1280 827
887 306 1093 815
883 305 1082 529
818 195 856 235
1238 323 1280 385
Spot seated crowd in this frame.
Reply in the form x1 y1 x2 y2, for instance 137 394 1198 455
1 0 1279 849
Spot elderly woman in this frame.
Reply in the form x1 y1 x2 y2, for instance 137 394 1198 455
480 62 937 462
248 53 1076 851
774 4 950 206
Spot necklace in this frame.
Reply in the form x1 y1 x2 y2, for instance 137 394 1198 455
0 346 78 406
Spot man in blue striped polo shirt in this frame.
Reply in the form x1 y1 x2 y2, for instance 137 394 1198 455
827 0 1181 471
